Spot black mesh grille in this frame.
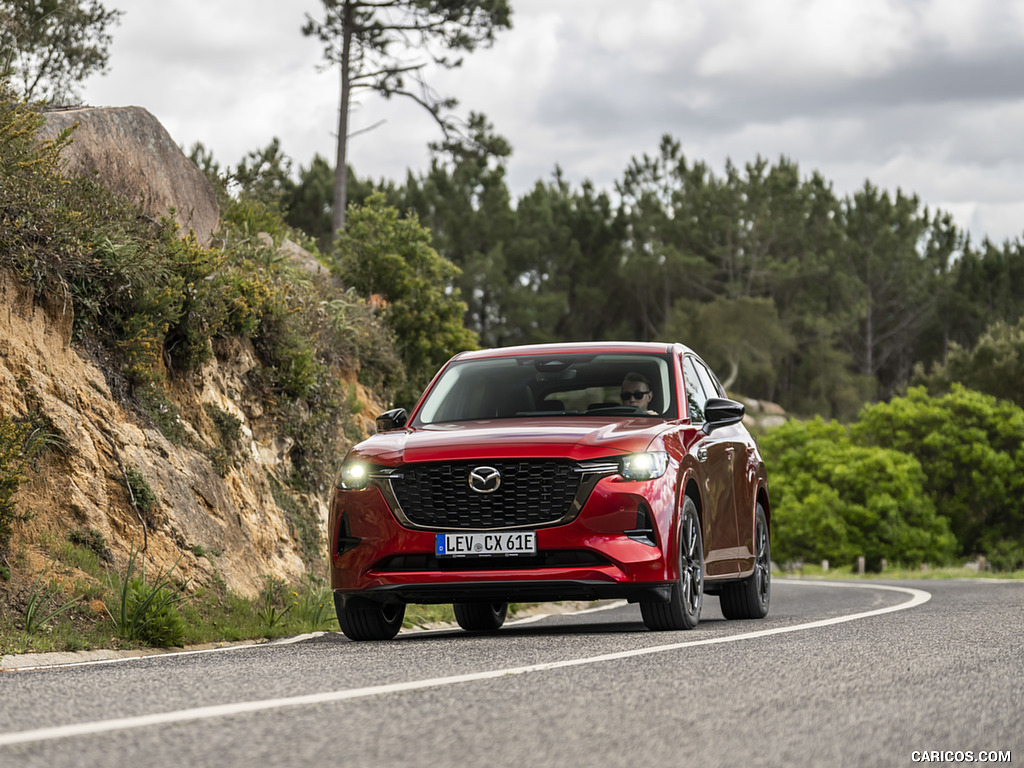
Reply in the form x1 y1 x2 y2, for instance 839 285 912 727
390 460 582 529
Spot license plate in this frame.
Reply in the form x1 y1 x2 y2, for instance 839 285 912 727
435 531 537 557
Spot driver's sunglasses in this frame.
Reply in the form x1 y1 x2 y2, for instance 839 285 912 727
620 390 651 400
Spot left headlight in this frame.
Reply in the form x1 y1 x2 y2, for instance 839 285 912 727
337 461 371 490
619 451 669 481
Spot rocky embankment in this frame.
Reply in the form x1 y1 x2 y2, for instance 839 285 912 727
2 106 374 599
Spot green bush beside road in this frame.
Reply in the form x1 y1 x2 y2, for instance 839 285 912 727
760 386 1024 572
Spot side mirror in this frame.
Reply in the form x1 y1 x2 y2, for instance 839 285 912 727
703 398 745 434
375 408 408 433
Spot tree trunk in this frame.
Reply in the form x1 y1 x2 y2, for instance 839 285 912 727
332 0 353 238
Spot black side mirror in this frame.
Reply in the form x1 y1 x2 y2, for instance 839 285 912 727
375 408 408 433
703 398 745 434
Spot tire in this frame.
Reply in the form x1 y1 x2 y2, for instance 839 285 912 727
719 503 771 620
641 496 703 631
453 602 508 632
334 593 405 641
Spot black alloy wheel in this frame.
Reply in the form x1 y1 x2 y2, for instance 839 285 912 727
640 496 703 631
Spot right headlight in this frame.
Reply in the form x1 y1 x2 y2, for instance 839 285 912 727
619 451 669 481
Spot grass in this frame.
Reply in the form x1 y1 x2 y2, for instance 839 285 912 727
779 563 1024 581
0 531 494 658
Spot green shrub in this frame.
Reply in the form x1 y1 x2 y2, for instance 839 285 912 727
105 546 188 647
269 475 322 565
23 574 79 634
913 318 1024 409
204 403 243 446
853 385 1024 562
68 528 112 562
760 417 956 569
255 576 291 634
135 387 187 444
123 463 157 515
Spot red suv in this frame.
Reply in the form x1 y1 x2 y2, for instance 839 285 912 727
328 342 771 640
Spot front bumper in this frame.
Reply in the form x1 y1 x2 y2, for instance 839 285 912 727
335 580 674 605
328 472 680 604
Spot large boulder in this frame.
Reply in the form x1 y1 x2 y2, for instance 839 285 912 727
38 106 220 246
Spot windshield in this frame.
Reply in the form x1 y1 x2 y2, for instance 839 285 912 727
414 352 676 425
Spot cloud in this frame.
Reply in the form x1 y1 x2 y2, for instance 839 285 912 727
81 0 1024 243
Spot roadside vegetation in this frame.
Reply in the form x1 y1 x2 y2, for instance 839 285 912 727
781 563 1024 581
759 385 1024 573
0 525 466 656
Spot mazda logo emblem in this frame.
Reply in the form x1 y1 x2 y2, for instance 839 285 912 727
468 466 501 493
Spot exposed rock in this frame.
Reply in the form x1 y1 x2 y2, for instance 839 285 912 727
38 106 220 247
735 395 788 431
257 232 326 276
0 271 307 597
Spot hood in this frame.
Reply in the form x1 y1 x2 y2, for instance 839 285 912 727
349 417 671 465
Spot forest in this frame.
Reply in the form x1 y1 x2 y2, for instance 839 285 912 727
224 120 1024 423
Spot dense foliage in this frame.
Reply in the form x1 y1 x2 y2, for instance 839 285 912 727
385 130 1021 421
335 192 478 403
853 386 1024 569
223 118 1023 419
761 387 1024 571
759 418 956 570
913 317 1024 409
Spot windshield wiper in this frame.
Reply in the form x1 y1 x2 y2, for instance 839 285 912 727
583 405 650 416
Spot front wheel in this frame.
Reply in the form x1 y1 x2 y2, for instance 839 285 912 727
719 503 771 620
641 496 703 631
334 593 405 641
453 602 508 632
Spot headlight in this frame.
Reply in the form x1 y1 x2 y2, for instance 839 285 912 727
620 451 669 481
337 461 371 490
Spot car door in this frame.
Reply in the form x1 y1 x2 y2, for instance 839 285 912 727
682 356 740 577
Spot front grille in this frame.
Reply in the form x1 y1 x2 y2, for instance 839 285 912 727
389 460 582 529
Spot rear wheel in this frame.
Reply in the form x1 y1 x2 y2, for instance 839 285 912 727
641 496 703 631
453 602 508 632
334 593 405 641
719 503 771 620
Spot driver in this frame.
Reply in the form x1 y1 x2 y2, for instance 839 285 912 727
620 372 656 413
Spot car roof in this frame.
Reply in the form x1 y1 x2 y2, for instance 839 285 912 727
451 341 694 361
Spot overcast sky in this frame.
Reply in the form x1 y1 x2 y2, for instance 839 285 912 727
82 0 1024 245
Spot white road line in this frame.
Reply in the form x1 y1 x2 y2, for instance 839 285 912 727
0 581 930 748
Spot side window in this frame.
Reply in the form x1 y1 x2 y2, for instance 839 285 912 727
694 360 724 399
682 357 708 423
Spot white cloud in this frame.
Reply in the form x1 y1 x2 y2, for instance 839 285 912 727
80 0 1024 244
697 0 915 81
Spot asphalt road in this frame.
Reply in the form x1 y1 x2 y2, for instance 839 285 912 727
1 579 1021 768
